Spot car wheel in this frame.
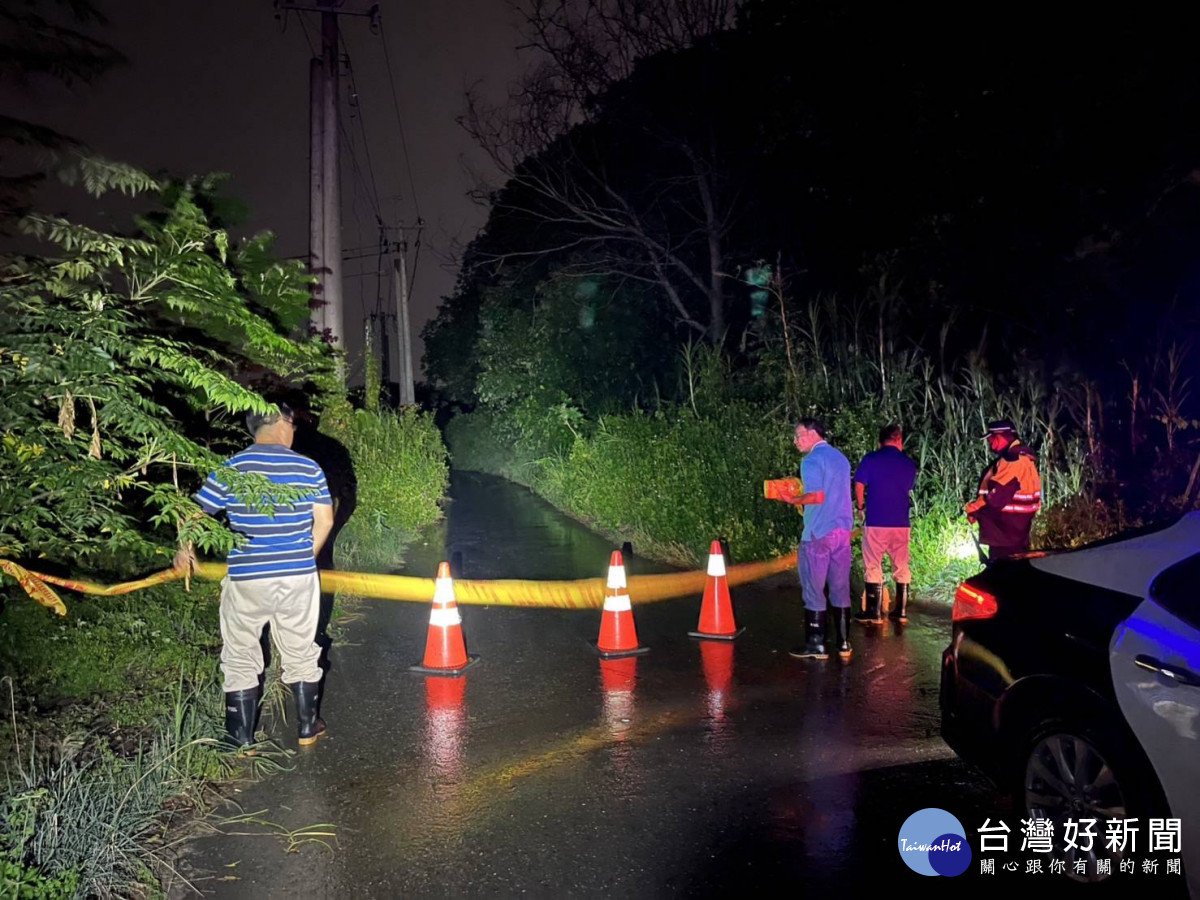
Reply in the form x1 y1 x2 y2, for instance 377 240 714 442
1020 719 1163 883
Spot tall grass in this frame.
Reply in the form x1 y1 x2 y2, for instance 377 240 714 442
0 672 283 898
327 406 450 571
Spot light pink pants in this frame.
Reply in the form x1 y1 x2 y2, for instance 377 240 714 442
863 526 912 584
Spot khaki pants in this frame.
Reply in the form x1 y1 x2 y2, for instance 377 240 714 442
219 573 323 692
863 526 912 584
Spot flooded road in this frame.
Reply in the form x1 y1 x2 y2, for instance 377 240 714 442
178 471 1016 897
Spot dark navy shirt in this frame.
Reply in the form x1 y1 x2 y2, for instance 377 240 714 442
853 445 917 528
195 444 332 581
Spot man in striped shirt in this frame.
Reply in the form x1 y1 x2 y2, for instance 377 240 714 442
175 403 335 750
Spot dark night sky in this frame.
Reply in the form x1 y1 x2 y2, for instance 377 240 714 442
2 0 523 382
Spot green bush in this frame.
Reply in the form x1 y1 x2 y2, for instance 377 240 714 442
0 582 220 728
0 159 333 573
450 404 801 566
327 406 450 571
446 397 1106 598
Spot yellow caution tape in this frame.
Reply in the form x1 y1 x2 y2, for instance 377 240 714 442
1 553 799 615
0 559 68 617
306 553 798 610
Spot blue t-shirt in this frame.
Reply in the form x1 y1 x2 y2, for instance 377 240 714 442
195 444 332 581
798 441 854 541
854 445 917 528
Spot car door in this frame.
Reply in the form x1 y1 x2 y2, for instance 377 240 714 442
1110 551 1200 899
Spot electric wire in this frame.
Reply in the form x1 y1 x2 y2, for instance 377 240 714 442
377 16 423 221
340 33 384 222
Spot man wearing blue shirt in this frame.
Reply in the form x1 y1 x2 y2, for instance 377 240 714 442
175 403 335 751
853 424 918 625
786 418 855 660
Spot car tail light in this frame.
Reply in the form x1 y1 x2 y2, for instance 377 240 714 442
953 583 999 622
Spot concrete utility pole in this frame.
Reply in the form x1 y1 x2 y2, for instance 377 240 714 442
308 56 324 333
393 254 415 406
307 4 343 365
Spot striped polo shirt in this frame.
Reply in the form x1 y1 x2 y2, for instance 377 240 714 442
195 443 332 581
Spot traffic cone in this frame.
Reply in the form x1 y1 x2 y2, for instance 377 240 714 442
688 540 746 640
409 561 479 676
594 550 650 658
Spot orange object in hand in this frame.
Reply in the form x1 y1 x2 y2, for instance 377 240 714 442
764 477 803 503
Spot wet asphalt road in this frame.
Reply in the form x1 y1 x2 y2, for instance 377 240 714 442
177 471 1030 898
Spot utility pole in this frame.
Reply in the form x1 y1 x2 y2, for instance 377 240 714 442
319 8 343 357
285 0 383 384
304 2 345 373
308 55 325 337
393 253 415 406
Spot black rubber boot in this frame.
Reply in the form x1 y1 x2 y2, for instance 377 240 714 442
292 680 326 746
854 582 885 624
789 610 829 659
890 583 910 622
224 687 261 752
833 607 853 659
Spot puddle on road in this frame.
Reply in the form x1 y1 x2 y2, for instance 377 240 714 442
396 470 677 580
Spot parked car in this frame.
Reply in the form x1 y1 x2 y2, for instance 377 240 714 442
940 512 1199 895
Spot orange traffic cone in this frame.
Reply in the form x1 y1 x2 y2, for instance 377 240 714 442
409 561 479 676
594 550 650 658
688 540 746 640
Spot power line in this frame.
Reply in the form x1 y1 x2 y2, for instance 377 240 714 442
292 7 317 57
340 33 389 328
377 15 422 222
340 33 384 224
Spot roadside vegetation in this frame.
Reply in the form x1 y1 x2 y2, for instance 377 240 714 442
0 159 448 896
441 272 1197 600
325 332 450 572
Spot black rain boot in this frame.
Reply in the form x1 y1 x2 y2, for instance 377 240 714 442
789 610 829 659
292 680 326 746
834 607 853 659
224 687 261 753
854 582 884 624
890 583 910 623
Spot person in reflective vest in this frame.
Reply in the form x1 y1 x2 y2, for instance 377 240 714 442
965 419 1041 561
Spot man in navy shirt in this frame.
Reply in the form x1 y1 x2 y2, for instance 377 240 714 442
853 423 918 624
786 418 855 660
175 403 335 751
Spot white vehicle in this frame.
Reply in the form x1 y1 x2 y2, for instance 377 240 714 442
1111 544 1200 899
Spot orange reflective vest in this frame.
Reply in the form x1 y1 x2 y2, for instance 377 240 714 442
975 441 1041 548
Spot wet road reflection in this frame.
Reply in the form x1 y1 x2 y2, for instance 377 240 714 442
178 471 1027 898
698 640 734 750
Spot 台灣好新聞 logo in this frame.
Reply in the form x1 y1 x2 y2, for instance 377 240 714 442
897 808 973 876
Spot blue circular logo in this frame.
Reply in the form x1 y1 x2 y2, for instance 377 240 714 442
897 808 972 876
